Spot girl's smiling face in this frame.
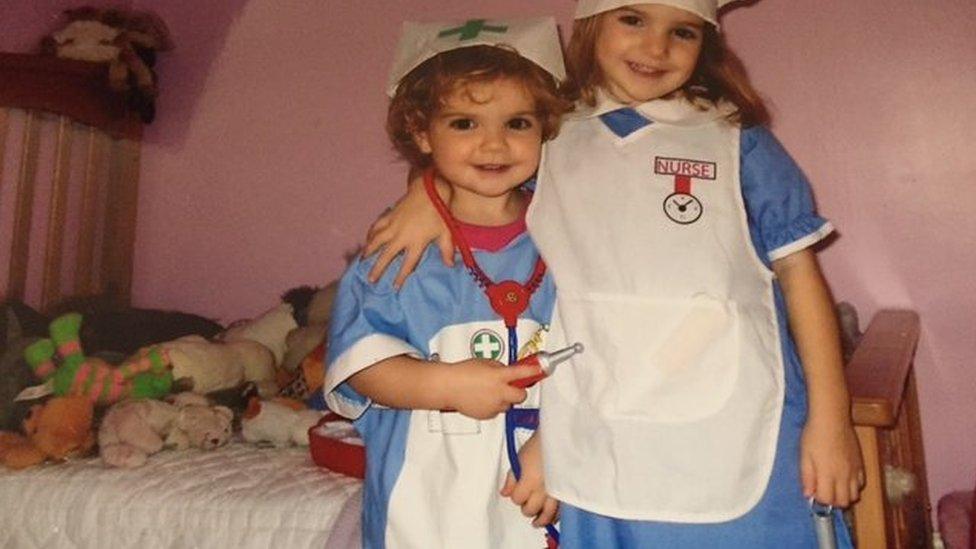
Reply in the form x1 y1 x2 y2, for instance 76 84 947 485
594 3 705 105
414 77 542 205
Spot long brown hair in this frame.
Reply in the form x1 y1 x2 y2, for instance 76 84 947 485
563 13 770 127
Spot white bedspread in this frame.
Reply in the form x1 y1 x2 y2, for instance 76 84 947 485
0 443 362 549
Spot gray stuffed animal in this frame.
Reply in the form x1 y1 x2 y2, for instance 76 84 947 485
0 303 48 430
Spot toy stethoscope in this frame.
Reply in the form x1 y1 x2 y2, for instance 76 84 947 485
423 169 582 548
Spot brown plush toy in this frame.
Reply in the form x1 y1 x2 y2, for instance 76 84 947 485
40 6 174 123
0 395 95 469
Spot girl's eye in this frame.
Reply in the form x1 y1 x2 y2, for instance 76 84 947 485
507 117 535 130
448 118 475 130
673 27 700 41
617 14 643 27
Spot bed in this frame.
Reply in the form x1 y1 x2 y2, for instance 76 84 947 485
0 52 362 548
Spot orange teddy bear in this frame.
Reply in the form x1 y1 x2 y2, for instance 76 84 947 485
0 395 95 469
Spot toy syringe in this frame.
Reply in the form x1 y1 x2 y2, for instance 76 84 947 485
509 343 584 389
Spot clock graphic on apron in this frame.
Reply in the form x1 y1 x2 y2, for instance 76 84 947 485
663 192 703 224
654 156 716 225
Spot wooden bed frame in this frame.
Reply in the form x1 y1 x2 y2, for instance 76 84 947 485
0 52 141 313
0 52 931 548
846 310 932 548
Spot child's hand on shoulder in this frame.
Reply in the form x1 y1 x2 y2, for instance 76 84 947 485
800 415 865 508
500 433 559 527
442 359 537 420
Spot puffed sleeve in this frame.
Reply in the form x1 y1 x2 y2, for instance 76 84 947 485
740 126 834 263
324 256 423 419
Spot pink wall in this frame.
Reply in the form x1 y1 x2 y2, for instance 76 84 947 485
4 0 975 520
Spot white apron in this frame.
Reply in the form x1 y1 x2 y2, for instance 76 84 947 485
528 98 784 522
382 319 547 548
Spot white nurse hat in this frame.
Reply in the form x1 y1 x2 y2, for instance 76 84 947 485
574 0 739 27
386 16 566 97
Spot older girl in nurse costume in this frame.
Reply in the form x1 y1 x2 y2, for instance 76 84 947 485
364 1 864 546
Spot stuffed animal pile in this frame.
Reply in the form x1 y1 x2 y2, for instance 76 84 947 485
0 279 342 471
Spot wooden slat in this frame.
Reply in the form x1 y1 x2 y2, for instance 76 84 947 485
852 425 889 549
847 310 921 427
100 137 140 306
0 108 8 192
7 110 41 301
41 115 74 310
74 126 107 296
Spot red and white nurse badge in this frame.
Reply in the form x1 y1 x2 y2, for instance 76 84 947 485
654 156 716 225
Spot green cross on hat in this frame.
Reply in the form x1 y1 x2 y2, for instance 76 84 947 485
438 19 509 41
387 16 566 97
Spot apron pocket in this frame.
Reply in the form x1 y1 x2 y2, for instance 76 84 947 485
557 292 740 423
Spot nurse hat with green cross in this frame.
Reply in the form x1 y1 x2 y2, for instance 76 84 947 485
575 0 742 27
386 16 565 97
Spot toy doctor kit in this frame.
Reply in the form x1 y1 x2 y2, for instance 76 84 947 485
509 343 585 389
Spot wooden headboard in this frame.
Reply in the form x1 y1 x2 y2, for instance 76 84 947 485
0 52 142 313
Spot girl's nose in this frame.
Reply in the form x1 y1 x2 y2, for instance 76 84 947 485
641 31 669 59
480 129 507 151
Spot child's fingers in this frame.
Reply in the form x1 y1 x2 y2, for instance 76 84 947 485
800 454 816 498
815 478 836 509
368 245 400 283
532 498 559 527
500 472 516 497
833 477 851 508
363 219 392 258
508 478 530 506
849 476 862 505
436 233 455 267
502 363 544 382
365 212 391 240
503 385 529 405
520 492 545 518
393 244 424 289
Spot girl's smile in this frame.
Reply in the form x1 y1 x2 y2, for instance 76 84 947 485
595 3 704 105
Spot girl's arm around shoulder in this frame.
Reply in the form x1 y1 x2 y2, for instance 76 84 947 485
361 171 455 288
773 249 865 508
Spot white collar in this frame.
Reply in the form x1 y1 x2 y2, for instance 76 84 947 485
573 89 737 127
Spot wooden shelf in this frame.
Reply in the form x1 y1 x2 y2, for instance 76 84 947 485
0 52 141 139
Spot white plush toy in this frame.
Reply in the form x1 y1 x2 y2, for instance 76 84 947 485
99 392 233 468
222 303 297 367
163 335 276 396
241 397 324 447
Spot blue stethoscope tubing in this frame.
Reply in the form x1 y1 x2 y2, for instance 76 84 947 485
505 325 560 544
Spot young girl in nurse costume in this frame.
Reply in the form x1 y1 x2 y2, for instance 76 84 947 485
326 16 572 549
363 1 864 547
